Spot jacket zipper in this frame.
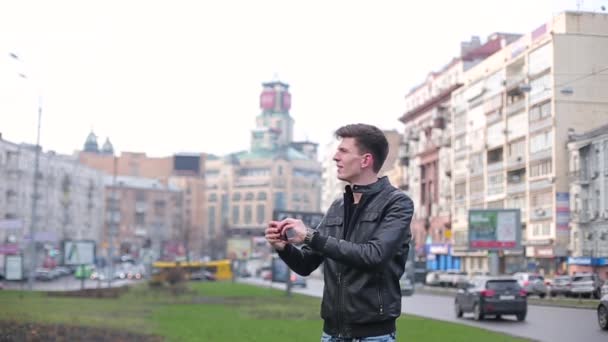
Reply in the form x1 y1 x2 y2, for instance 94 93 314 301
337 271 344 336
377 276 384 315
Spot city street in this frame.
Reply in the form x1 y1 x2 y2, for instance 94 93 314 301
240 277 607 342
2 277 136 292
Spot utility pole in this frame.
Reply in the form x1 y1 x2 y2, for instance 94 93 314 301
27 100 42 291
108 156 118 288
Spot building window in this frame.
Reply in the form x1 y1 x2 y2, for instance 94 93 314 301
245 192 254 201
221 194 229 225
274 192 286 210
244 205 252 224
257 192 267 200
470 153 483 171
530 159 552 177
455 182 466 201
232 206 240 225
487 200 503 209
208 193 217 202
508 139 525 159
530 131 553 153
208 206 216 235
506 196 526 219
135 212 145 226
487 173 504 195
529 73 552 104
232 192 241 201
529 101 551 121
135 190 146 202
256 204 265 225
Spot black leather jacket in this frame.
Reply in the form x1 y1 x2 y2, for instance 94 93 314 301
278 177 414 338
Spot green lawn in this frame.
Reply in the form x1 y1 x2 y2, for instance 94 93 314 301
0 282 529 341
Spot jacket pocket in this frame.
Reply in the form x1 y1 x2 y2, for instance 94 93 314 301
324 216 343 237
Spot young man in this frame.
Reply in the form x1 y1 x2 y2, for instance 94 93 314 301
265 124 414 342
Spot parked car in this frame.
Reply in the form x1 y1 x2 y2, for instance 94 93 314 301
512 272 547 298
35 268 54 281
601 283 608 297
425 271 441 286
454 276 527 321
549 275 572 297
598 294 608 330
190 270 216 281
570 273 604 299
400 273 414 296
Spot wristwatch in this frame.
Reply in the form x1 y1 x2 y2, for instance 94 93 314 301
304 228 316 244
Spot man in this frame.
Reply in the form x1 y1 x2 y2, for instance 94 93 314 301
265 124 414 342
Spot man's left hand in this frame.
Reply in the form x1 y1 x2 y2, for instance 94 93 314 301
279 218 307 244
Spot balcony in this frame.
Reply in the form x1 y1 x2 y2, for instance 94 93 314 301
507 182 526 194
529 207 553 221
505 74 526 89
470 191 484 202
507 155 526 170
529 178 553 192
569 170 590 185
529 116 553 133
135 201 147 213
487 161 504 173
506 99 525 116
529 149 552 162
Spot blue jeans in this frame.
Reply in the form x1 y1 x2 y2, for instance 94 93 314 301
321 332 396 342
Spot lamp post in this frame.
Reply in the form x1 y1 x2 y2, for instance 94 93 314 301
10 53 43 291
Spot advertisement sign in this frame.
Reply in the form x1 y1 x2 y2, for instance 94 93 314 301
5 254 23 280
468 209 521 250
226 238 252 260
63 240 96 265
556 192 570 234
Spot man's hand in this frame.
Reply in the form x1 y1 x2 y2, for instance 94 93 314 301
279 218 307 245
265 221 288 251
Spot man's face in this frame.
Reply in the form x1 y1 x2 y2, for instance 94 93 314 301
333 137 371 183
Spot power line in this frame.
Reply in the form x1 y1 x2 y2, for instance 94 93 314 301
555 65 608 89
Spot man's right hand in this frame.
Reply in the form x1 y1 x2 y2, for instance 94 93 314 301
265 221 287 251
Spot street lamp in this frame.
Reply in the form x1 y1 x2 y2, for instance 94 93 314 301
10 52 43 291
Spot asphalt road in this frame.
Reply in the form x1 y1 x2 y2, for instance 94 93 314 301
240 277 607 342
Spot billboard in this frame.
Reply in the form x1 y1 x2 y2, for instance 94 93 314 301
226 238 252 260
468 209 521 251
4 254 23 280
63 240 96 265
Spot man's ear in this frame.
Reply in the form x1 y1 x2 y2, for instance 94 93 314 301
361 153 374 169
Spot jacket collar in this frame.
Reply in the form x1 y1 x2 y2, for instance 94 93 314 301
345 176 388 196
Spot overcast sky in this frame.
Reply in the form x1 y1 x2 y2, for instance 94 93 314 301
0 0 600 160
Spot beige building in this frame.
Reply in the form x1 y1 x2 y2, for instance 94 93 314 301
567 124 608 278
400 34 519 269
204 80 322 259
450 11 608 276
79 135 207 260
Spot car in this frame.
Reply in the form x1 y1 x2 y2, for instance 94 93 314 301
425 271 442 286
512 272 547 298
35 268 54 281
549 275 572 297
570 273 604 299
601 283 608 297
400 274 414 296
454 276 527 321
598 294 608 330
190 270 216 281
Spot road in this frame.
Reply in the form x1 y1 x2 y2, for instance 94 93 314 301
2 277 136 291
240 277 606 342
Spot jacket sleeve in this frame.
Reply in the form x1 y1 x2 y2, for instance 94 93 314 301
308 192 413 271
277 215 327 276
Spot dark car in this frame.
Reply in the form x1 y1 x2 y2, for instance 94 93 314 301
455 276 527 321
598 294 608 330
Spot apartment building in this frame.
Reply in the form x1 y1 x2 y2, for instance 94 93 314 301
79 140 208 260
450 11 608 276
400 34 520 270
567 124 608 278
0 136 105 268
104 175 183 261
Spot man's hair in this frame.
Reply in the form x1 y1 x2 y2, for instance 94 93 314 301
335 123 389 173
